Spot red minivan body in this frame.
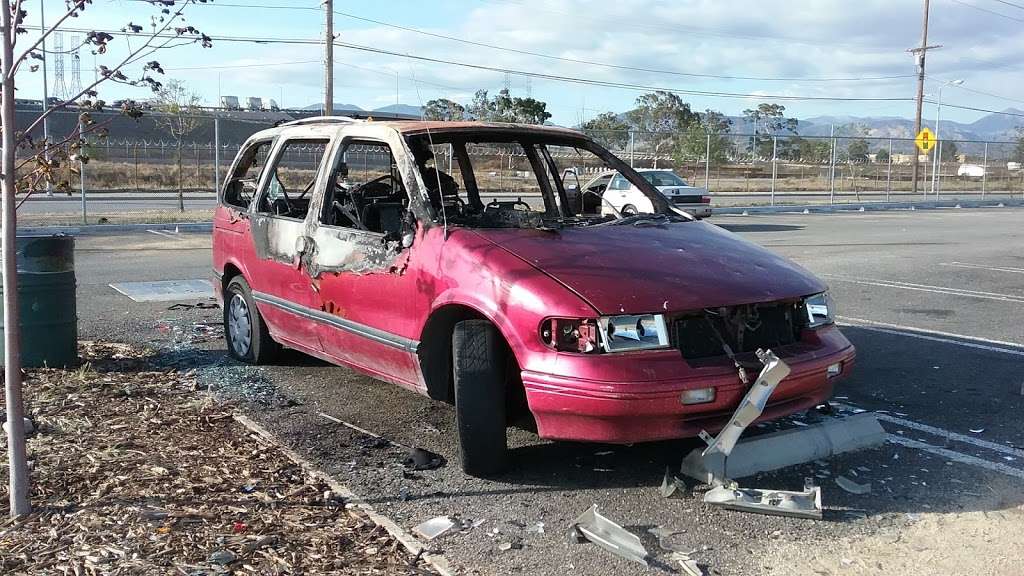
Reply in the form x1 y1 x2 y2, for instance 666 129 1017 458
213 119 854 450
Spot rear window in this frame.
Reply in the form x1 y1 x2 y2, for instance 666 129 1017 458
641 171 687 187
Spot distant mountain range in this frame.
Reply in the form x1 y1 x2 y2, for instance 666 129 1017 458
301 102 424 117
303 101 1023 141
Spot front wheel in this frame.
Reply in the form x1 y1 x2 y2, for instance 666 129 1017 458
224 276 278 364
452 320 509 476
621 204 639 216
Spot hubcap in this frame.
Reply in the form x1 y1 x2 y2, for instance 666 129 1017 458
228 293 253 357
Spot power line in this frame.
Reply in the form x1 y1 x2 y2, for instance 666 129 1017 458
950 0 1024 21
989 0 1024 11
24 26 916 103
926 99 1024 118
127 0 916 83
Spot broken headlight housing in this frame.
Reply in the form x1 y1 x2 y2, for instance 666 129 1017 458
804 292 835 328
598 314 670 353
540 318 600 353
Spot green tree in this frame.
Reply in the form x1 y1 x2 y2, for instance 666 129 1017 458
940 139 959 162
742 103 798 158
847 138 869 163
875 147 890 163
626 91 699 167
422 98 466 121
581 112 630 150
675 109 734 165
1015 127 1024 162
465 88 551 124
792 137 831 163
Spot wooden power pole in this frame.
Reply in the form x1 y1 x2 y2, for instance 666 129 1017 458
323 0 334 116
909 0 940 196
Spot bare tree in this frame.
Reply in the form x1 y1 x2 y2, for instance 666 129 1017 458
1 0 211 518
153 80 202 211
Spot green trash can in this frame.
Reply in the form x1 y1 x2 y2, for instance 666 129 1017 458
0 235 78 368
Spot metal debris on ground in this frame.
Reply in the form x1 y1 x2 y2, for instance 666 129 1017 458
835 475 872 495
670 552 706 576
569 505 650 567
0 341 433 575
412 517 456 540
703 479 823 520
660 466 688 498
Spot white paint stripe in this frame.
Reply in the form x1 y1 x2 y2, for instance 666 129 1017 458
872 412 1024 460
941 262 1024 274
147 229 179 239
824 274 1024 303
837 315 1024 356
888 436 1024 481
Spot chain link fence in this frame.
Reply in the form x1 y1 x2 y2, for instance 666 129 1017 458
17 117 1024 226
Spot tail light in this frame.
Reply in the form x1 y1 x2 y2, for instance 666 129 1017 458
701 196 711 204
540 318 599 353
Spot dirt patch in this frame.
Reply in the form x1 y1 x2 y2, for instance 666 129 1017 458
762 483 1024 575
0 341 434 575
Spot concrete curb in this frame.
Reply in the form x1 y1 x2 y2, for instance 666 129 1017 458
232 413 455 576
17 222 213 236
713 199 1024 215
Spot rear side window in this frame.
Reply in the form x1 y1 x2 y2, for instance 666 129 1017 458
255 139 329 220
608 174 631 190
223 140 272 209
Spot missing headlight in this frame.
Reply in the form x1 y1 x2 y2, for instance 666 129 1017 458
804 292 835 328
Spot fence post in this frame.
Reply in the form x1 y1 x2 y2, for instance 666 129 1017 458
79 120 87 224
886 138 893 202
214 117 221 194
629 130 634 168
704 132 711 191
982 141 988 199
828 124 835 205
770 136 777 206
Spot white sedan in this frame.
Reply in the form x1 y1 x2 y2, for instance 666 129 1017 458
578 169 712 219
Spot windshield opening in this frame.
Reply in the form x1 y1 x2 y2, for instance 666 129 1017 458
405 131 686 229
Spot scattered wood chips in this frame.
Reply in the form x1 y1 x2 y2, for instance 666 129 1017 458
0 341 434 575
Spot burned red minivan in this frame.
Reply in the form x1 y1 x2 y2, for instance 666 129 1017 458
212 118 854 476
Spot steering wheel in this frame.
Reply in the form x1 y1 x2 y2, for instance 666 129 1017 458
354 174 398 196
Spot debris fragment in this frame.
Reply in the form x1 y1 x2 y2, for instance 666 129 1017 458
835 475 872 495
660 467 687 498
570 505 649 566
403 447 446 471
412 516 455 540
208 549 237 565
703 479 823 520
498 538 523 551
969 428 985 434
671 552 706 576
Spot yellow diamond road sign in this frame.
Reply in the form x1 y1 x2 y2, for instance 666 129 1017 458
915 127 936 153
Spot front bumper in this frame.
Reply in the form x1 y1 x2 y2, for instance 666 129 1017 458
521 326 855 443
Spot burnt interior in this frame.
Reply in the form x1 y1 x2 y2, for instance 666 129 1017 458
672 301 808 360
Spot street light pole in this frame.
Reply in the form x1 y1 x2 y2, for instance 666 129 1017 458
931 79 963 198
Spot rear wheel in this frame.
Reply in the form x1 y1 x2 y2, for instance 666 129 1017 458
621 204 638 216
224 276 278 364
452 319 509 476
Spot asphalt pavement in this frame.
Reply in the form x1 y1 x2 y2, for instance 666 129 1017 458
73 208 1024 575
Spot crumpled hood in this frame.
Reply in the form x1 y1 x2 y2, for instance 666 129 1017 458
473 221 825 315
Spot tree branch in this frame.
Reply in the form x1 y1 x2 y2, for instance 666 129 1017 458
9 0 85 78
16 1 199 144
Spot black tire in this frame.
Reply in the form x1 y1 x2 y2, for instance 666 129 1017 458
224 276 278 364
621 204 638 216
452 319 509 476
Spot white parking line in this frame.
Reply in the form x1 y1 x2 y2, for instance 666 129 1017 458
888 436 1024 481
147 229 180 239
837 316 1024 357
824 274 1024 304
941 261 1024 274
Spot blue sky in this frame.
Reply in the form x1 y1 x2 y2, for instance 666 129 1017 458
16 0 1024 127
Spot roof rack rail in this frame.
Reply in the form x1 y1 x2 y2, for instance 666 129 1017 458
281 116 363 127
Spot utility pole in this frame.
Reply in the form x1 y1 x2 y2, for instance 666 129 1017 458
908 0 940 196
323 0 334 116
40 0 51 196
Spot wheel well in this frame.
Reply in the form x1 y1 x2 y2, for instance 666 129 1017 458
222 263 243 293
418 305 525 418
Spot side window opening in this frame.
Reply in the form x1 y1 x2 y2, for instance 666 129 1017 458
255 139 329 220
609 174 630 190
223 139 272 209
321 141 409 237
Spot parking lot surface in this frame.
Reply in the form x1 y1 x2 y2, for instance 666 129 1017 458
79 208 1024 575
